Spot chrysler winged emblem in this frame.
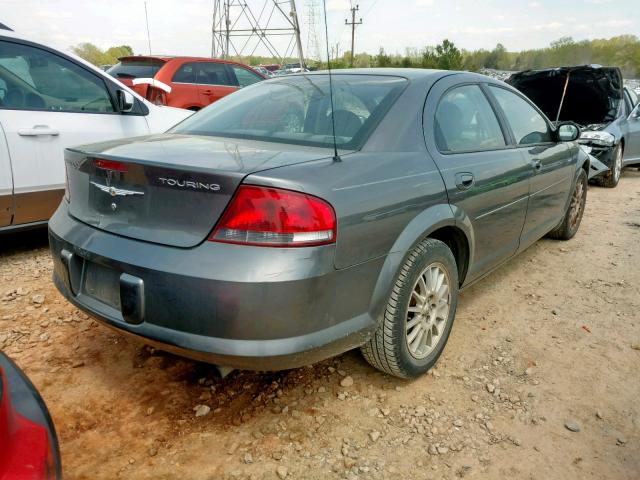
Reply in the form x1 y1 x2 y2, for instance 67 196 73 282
90 181 144 197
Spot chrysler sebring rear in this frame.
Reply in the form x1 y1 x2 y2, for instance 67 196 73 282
49 70 588 378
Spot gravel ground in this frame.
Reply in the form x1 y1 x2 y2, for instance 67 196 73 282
1 170 639 480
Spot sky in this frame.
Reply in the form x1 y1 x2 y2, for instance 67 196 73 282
2 0 639 60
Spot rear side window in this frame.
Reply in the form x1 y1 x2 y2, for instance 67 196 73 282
172 62 197 83
231 66 263 88
0 40 114 113
489 86 552 145
434 85 506 153
107 59 164 79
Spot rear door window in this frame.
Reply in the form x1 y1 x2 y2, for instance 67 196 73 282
489 86 553 145
434 84 506 153
197 63 234 86
0 40 114 113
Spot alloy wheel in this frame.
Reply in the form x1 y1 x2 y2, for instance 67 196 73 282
405 263 451 359
568 176 586 230
613 146 622 182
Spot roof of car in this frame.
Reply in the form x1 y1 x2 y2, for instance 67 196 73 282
283 68 494 83
117 55 254 66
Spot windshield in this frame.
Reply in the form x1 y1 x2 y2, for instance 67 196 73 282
170 74 407 149
107 59 165 79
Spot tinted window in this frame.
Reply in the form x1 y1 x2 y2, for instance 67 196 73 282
490 86 552 145
0 41 114 113
198 63 233 86
107 59 164 79
434 85 505 153
171 74 406 150
172 62 197 83
231 66 262 88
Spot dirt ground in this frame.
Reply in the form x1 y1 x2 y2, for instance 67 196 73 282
1 170 639 480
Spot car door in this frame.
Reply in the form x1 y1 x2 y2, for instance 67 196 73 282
486 85 574 251
424 78 532 283
196 62 238 106
0 38 151 225
168 62 201 109
0 121 12 226
623 88 640 162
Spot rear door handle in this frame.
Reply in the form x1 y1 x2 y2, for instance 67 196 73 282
455 172 474 191
201 90 212 94
17 125 59 136
532 159 542 171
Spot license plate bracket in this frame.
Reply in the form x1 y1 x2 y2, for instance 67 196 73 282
82 261 121 309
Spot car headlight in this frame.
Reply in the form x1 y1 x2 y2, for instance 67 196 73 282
579 130 615 147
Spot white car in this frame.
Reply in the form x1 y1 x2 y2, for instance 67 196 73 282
0 27 192 232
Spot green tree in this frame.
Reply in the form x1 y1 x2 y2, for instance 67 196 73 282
374 47 393 67
435 39 463 70
71 43 135 66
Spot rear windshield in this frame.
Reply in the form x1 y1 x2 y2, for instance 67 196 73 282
107 59 165 79
170 74 407 149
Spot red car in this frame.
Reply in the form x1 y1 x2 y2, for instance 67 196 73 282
0 353 61 479
107 56 266 110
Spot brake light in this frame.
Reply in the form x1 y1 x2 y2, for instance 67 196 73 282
146 86 167 106
93 159 128 172
63 165 70 202
210 185 336 247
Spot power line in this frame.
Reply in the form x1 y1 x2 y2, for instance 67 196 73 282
211 0 305 66
344 4 362 67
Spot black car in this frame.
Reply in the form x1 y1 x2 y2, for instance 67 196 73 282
508 65 640 187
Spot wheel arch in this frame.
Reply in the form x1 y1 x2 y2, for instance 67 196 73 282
367 204 473 328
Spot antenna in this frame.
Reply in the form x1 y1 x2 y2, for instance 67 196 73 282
321 0 340 162
144 1 152 55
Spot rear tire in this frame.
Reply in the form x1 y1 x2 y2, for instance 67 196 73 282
595 143 623 188
361 238 458 379
547 169 587 240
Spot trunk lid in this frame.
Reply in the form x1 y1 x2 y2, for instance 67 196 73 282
507 65 623 126
65 134 332 248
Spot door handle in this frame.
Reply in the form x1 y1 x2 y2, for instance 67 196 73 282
532 159 542 171
17 125 59 136
455 172 474 191
201 90 212 94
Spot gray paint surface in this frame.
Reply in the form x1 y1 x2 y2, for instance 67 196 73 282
49 69 585 369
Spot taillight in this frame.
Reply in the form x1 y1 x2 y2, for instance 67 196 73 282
63 165 70 202
146 86 167 106
210 185 336 247
93 158 128 172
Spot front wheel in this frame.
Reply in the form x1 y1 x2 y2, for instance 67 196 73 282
595 143 623 188
361 238 459 379
547 169 587 240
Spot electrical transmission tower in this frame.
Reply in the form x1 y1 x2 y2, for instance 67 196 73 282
211 0 305 67
304 0 322 63
345 4 362 67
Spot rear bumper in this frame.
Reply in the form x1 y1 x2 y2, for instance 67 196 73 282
48 203 382 370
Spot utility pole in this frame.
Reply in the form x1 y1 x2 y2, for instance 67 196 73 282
345 5 362 67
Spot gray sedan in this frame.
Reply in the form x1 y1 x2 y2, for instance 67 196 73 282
49 69 588 378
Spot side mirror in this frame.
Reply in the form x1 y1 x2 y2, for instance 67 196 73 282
116 90 135 113
557 122 580 142
631 107 640 119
